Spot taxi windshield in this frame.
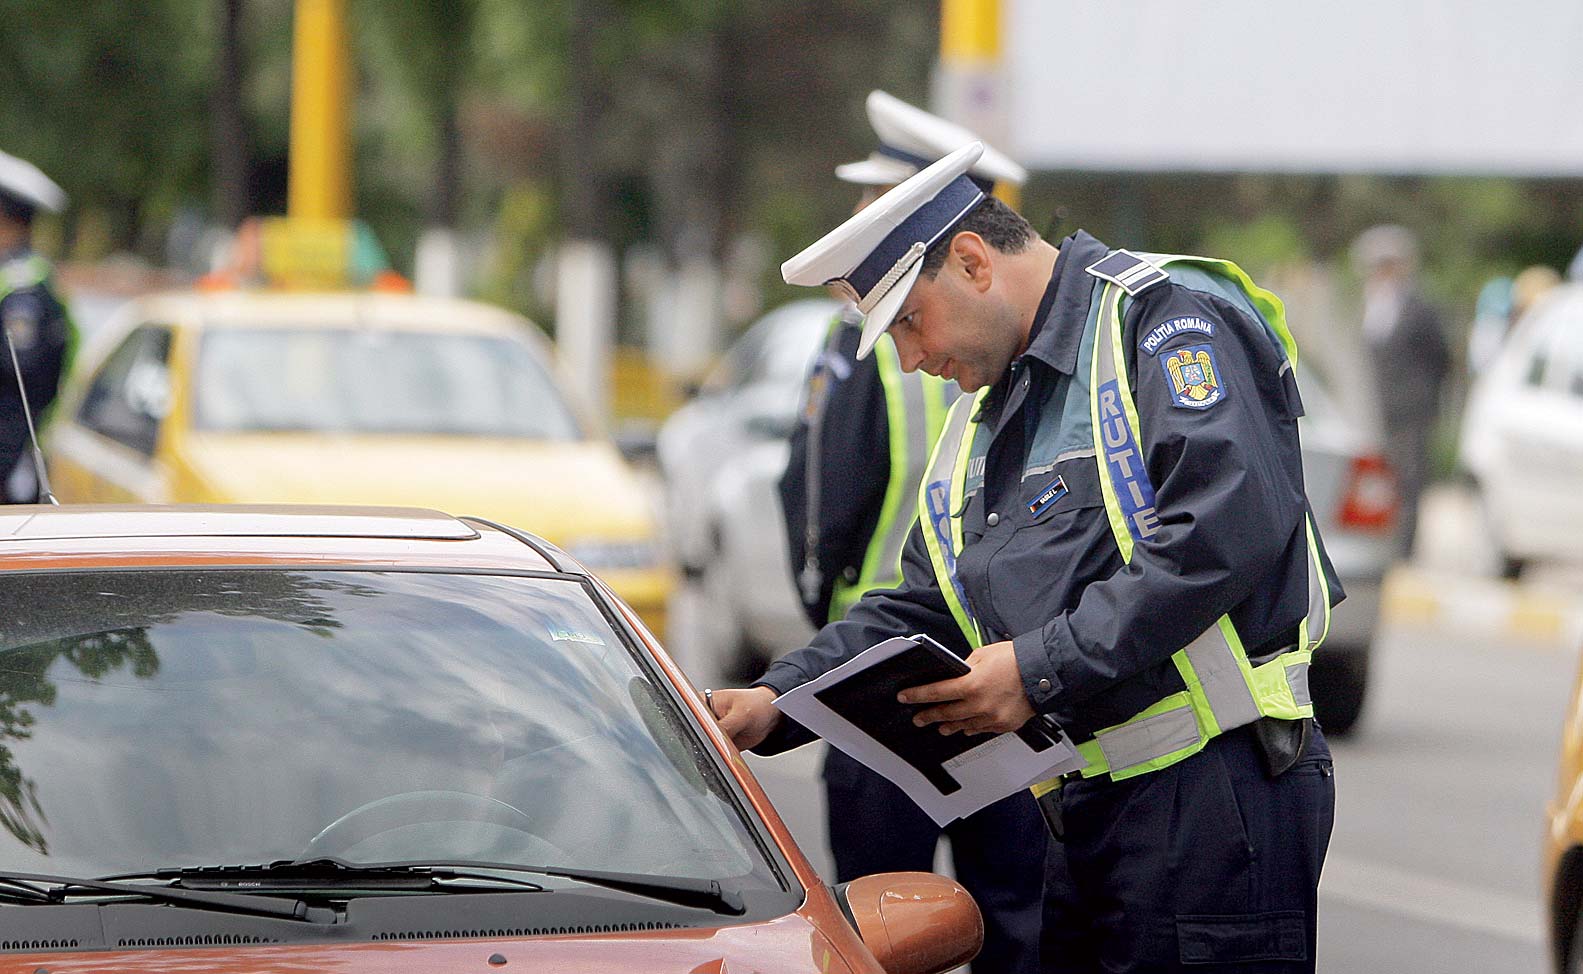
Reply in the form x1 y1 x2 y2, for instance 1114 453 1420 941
193 328 582 438
0 569 778 891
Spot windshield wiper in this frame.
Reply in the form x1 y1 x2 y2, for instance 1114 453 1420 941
0 870 333 923
104 858 546 894
454 862 746 916
105 859 744 915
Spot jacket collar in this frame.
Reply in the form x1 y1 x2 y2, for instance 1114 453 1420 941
1019 229 1109 378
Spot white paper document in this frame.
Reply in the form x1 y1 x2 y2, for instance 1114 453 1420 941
772 635 1086 825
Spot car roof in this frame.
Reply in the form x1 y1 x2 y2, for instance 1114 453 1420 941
130 290 545 338
0 505 574 575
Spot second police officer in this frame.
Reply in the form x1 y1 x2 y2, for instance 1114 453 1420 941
777 91 1045 974
0 150 73 505
714 143 1341 972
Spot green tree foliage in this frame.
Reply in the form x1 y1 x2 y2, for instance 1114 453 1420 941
0 0 212 256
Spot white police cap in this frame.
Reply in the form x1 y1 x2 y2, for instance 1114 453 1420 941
836 91 1027 191
0 150 66 216
785 142 986 360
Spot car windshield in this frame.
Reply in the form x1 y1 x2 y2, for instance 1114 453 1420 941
0 569 778 892
194 328 582 438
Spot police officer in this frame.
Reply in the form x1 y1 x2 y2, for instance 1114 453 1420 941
714 144 1340 972
0 151 72 504
779 91 1045 974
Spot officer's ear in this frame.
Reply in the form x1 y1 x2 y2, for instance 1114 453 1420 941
948 231 994 293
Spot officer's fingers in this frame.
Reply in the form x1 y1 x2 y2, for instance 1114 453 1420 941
936 716 999 736
897 674 972 706
911 699 981 727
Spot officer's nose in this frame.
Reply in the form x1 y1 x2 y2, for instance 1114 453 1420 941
892 331 926 372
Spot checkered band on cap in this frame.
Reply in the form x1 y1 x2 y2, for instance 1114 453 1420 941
831 173 985 309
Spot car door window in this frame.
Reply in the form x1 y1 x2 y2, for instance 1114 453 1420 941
77 325 172 456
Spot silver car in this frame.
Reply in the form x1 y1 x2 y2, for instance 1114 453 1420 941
657 299 836 685
660 301 1395 734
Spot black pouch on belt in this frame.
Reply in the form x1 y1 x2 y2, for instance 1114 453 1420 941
1252 715 1312 778
1035 786 1064 841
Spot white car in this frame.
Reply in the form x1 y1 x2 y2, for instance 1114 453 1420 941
660 299 1394 732
657 299 836 682
1460 283 1583 578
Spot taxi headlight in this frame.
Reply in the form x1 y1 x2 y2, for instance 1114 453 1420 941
566 539 661 572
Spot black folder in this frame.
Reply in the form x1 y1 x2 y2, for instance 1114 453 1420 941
811 634 1058 795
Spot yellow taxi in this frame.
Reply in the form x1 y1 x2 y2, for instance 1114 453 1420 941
42 285 673 635
1548 670 1583 972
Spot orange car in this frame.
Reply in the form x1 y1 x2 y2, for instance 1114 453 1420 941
0 505 980 974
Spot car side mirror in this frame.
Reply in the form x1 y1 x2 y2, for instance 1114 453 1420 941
836 872 982 974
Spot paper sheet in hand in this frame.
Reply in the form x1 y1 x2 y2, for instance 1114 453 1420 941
772 635 1085 825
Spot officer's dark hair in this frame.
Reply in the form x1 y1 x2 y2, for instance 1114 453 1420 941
0 192 34 228
920 196 1036 278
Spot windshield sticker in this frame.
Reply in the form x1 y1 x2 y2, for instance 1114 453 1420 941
548 625 606 646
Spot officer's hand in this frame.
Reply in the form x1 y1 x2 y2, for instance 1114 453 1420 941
709 686 783 751
898 640 1036 736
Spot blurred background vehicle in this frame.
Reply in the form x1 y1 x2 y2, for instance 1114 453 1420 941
1297 363 1400 735
659 297 1394 734
0 504 981 974
1460 283 1583 581
657 298 835 682
42 289 674 634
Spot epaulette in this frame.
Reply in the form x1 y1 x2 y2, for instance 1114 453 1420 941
1084 250 1169 297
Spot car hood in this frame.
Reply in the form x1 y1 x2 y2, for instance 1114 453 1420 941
0 913 859 973
182 433 660 541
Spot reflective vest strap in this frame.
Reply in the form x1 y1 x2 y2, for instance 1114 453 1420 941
1250 649 1315 719
0 255 50 302
917 391 985 649
1077 692 1207 781
1299 514 1332 652
1089 281 1138 561
833 337 936 618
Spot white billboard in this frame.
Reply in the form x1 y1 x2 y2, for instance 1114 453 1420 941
1004 0 1583 175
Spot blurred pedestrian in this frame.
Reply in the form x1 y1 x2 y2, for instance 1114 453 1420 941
776 91 1046 974
1467 265 1561 377
1352 225 1448 558
714 143 1340 973
0 151 73 504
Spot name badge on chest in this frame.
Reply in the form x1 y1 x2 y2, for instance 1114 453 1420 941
1028 475 1069 518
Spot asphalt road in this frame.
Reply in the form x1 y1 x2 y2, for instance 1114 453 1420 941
736 605 1579 973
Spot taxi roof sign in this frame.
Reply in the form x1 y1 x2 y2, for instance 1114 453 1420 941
208 217 402 292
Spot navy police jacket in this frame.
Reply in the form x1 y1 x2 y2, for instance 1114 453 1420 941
754 231 1343 748
0 248 70 476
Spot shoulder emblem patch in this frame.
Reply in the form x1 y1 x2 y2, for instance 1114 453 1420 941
1161 343 1225 409
1139 315 1217 356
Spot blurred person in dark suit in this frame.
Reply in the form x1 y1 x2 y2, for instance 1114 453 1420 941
1353 225 1448 558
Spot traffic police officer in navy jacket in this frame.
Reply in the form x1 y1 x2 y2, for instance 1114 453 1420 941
0 151 71 505
778 91 1046 974
713 144 1340 972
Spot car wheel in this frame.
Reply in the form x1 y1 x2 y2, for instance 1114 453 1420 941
1310 650 1368 737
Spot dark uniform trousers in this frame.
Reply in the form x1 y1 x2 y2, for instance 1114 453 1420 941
1041 723 1334 973
823 748 1046 974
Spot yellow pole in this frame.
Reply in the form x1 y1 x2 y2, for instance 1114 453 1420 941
941 0 999 63
289 0 352 221
939 0 1019 210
